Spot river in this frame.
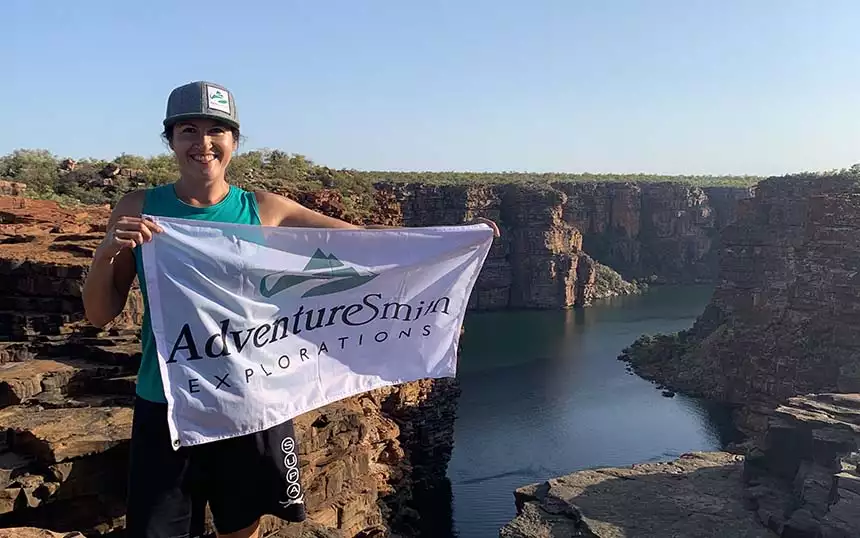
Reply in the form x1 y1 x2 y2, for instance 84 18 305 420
437 284 739 537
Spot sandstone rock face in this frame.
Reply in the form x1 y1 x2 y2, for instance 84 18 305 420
743 393 860 538
0 181 26 197
0 196 460 537
380 181 749 310
502 393 860 538
381 183 651 310
619 173 860 433
500 452 774 538
0 523 345 538
0 529 85 538
555 182 753 283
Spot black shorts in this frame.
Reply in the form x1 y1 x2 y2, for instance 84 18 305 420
126 396 306 538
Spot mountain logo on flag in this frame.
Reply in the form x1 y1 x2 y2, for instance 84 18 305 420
259 249 378 298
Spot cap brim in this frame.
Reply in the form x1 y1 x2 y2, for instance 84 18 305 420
163 112 239 130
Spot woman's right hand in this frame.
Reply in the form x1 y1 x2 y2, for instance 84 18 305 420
95 216 163 263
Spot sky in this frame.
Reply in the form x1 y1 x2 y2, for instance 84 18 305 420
4 0 860 176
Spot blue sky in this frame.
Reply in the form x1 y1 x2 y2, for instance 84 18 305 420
5 0 859 176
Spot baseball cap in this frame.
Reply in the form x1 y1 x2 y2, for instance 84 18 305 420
163 81 240 130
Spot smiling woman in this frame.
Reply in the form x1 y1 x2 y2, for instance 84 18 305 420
166 119 238 180
79 80 498 538
159 82 242 205
81 81 316 538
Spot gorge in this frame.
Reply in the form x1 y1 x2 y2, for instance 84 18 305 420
0 193 463 538
619 171 860 430
0 169 753 537
589 169 860 537
380 179 753 307
4 157 858 538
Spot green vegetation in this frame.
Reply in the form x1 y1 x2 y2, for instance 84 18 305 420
1 148 766 211
592 262 646 299
8 149 860 208
617 331 693 387
355 170 763 188
10 148 860 216
0 149 380 217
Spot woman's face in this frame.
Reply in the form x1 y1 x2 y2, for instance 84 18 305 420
169 118 237 182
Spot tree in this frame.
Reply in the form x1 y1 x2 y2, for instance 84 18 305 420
0 149 59 194
144 154 179 185
113 153 148 170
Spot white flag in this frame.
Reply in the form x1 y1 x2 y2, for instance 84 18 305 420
140 216 493 448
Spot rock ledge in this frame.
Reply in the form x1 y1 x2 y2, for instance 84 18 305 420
501 452 774 538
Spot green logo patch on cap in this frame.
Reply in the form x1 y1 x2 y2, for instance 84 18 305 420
207 85 231 114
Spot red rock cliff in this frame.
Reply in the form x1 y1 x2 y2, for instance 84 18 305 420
380 182 751 309
620 172 860 434
554 182 753 283
500 392 860 537
0 195 459 538
379 183 584 309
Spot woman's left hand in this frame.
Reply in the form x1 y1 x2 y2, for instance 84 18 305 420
466 217 500 237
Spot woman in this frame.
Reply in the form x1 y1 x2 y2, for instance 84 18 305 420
83 81 497 538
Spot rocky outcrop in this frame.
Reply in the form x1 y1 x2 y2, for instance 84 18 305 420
0 529 86 538
501 452 772 537
501 392 860 538
0 182 26 197
744 393 860 538
555 182 753 283
0 196 459 537
379 183 647 310
0 523 347 538
380 181 750 310
619 172 860 435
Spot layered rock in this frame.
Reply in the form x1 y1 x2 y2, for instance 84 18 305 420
0 182 26 197
501 392 860 538
501 452 772 537
554 182 753 283
379 183 644 310
0 529 85 538
618 172 860 434
379 181 750 310
744 393 860 538
0 196 460 537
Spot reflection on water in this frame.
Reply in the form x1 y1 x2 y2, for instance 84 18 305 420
430 285 739 538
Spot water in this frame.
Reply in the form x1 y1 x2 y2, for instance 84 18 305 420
444 285 739 538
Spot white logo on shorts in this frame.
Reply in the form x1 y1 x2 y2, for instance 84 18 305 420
278 435 304 507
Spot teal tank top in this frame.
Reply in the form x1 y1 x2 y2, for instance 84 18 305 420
133 183 261 403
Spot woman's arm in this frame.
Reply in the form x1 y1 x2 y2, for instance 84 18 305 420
82 190 162 327
255 191 499 236
255 191 361 229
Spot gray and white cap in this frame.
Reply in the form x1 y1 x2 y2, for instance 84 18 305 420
163 81 239 130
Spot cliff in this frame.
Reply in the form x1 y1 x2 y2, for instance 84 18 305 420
5 147 754 308
501 392 860 538
380 182 597 310
553 182 753 283
500 171 860 537
619 171 860 434
380 181 751 311
4 149 756 292
502 452 770 538
0 195 459 538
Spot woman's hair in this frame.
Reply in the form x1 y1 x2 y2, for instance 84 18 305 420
161 123 242 147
